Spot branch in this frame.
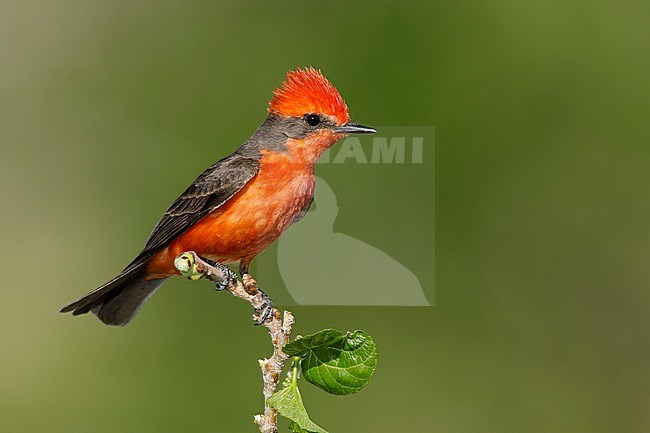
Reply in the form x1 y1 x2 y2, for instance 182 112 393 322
173 251 294 433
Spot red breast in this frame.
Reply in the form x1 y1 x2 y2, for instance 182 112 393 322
145 148 315 278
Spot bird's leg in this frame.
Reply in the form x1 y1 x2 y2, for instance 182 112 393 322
239 260 273 325
200 257 237 291
238 260 250 276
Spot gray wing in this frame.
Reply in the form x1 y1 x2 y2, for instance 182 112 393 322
132 153 260 264
59 152 259 320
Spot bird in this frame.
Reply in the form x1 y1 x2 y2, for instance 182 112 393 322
60 67 376 326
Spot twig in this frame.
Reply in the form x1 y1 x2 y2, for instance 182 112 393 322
173 251 294 433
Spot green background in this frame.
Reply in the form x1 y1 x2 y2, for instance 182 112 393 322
1 1 648 432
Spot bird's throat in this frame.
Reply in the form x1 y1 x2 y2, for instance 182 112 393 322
284 130 344 166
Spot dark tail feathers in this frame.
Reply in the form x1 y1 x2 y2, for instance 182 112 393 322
60 263 166 326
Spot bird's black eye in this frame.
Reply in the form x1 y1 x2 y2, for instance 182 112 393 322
304 114 321 127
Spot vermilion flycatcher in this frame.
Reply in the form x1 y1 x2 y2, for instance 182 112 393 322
60 67 375 326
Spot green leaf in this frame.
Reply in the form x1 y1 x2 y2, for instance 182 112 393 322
289 421 310 432
267 367 328 433
300 330 378 395
284 329 345 356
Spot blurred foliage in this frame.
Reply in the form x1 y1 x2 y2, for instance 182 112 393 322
1 1 649 432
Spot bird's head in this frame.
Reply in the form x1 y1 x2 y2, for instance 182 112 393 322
265 67 375 164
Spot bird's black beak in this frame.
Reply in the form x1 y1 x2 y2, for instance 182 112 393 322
333 123 377 134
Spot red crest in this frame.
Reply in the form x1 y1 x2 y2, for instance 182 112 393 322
268 67 350 124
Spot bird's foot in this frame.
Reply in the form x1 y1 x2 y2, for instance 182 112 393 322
201 257 237 291
253 290 274 326
242 274 274 326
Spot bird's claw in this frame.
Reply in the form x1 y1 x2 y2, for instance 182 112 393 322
242 274 274 325
253 289 274 326
201 257 237 291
